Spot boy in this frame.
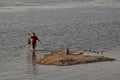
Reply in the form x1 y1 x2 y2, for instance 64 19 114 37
30 32 40 50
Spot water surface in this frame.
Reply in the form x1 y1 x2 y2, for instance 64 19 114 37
0 0 120 80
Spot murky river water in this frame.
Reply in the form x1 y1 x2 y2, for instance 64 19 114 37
0 0 120 80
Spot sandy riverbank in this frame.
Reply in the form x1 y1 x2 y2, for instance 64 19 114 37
37 49 116 66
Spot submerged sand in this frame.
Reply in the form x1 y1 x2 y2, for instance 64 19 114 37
37 50 116 66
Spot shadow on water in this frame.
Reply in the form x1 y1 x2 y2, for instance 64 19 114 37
26 50 37 80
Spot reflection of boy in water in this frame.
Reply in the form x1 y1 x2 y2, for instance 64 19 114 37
30 32 40 50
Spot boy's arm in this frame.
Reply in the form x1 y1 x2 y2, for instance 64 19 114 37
37 37 42 44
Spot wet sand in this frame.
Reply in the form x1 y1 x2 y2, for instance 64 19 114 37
36 49 116 66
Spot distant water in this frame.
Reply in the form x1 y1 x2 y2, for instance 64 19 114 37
0 0 120 80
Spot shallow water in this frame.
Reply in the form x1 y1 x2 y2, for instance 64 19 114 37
0 0 120 80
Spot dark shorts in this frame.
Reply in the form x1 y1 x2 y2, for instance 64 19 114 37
32 43 36 49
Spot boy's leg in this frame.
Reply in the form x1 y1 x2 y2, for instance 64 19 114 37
32 43 36 51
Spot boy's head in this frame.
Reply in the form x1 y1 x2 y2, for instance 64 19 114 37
32 32 35 36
